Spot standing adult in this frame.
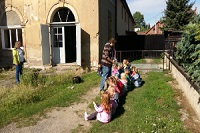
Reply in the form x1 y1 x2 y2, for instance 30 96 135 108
12 41 25 84
100 37 116 92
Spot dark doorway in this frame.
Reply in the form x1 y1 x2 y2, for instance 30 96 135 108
65 26 76 63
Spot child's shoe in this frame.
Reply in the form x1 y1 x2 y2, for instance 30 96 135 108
84 112 88 121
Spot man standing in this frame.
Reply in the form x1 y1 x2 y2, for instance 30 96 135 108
100 37 116 92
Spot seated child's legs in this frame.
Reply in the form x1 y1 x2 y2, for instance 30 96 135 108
87 111 98 120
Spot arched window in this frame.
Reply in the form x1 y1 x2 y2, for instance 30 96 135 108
52 8 75 22
0 10 22 49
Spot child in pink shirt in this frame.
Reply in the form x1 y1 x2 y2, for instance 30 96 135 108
84 92 112 123
112 63 118 76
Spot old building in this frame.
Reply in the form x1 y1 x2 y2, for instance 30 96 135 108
0 0 135 68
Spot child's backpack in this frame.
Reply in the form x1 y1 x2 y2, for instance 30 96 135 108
72 76 82 84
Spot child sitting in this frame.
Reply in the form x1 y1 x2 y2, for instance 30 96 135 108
131 66 136 77
114 75 124 96
116 65 123 79
122 59 131 71
84 91 112 123
107 86 118 115
131 66 142 87
124 68 131 91
120 73 128 93
112 63 118 76
107 76 120 102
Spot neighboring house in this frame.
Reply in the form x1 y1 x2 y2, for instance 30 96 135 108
146 21 163 35
0 0 135 68
136 31 146 35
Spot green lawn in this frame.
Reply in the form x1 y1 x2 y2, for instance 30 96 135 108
0 70 190 132
131 58 162 64
88 72 189 133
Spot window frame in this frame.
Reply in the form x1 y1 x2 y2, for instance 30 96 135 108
0 25 23 50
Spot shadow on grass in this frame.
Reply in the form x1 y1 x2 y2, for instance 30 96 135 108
111 85 136 120
111 80 145 121
111 92 126 120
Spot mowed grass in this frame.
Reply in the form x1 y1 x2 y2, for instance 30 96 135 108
88 72 189 133
0 70 101 128
131 58 162 64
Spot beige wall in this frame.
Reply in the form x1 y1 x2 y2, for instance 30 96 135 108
98 0 116 61
0 0 135 68
0 0 99 67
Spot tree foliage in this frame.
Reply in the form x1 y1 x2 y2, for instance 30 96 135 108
133 11 146 31
176 15 200 84
162 0 195 31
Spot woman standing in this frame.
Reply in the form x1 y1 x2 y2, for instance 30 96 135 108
12 41 25 84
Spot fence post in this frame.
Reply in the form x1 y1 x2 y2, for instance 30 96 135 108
120 52 122 63
163 56 164 72
142 51 144 63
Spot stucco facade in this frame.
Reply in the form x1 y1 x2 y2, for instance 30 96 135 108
0 0 135 68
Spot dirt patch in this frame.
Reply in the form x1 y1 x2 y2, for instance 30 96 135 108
168 79 200 133
0 85 100 133
0 70 16 89
145 59 153 63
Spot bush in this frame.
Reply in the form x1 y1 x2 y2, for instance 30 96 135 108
176 14 200 85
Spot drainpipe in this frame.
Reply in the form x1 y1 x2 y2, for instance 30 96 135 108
115 0 117 39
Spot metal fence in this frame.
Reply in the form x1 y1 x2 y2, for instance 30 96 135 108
115 50 169 72
116 50 167 63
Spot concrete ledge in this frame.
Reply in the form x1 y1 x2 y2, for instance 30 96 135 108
165 55 200 120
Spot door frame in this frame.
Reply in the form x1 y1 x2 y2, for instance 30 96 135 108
50 22 81 66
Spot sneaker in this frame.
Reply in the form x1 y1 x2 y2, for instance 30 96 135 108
84 112 88 121
100 90 105 94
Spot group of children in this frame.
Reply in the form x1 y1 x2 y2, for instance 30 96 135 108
84 59 142 123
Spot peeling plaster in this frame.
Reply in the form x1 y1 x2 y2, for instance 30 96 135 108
24 4 38 21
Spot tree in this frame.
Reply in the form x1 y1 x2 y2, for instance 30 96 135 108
133 11 146 30
162 0 195 31
176 15 200 84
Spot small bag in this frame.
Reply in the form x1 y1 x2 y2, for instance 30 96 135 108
72 76 81 84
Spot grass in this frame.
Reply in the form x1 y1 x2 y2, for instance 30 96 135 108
87 72 189 133
0 68 14 80
131 58 162 64
0 70 191 132
0 70 101 128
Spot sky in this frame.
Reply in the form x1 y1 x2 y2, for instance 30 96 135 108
126 0 200 27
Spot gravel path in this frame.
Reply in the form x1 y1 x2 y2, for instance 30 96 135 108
0 87 100 133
